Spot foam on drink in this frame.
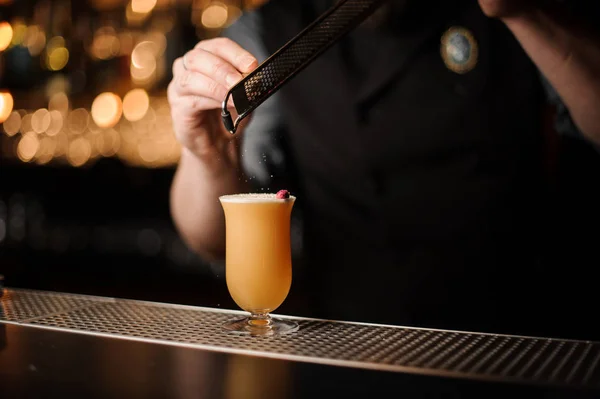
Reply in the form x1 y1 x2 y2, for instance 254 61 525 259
219 193 295 202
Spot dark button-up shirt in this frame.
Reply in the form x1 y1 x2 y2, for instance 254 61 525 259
221 1 600 335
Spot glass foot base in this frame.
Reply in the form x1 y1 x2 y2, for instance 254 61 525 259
222 314 299 336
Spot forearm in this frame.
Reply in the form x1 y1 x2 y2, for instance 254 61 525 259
501 8 600 143
170 148 249 261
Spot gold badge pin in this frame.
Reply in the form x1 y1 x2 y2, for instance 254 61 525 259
441 27 478 74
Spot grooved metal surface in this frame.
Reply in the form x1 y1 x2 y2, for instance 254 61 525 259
2 288 600 390
0 289 109 322
242 0 380 102
226 0 387 132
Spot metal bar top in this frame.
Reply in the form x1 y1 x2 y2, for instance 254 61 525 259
1 288 600 392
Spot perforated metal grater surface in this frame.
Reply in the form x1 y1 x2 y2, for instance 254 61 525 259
221 0 390 133
2 288 600 391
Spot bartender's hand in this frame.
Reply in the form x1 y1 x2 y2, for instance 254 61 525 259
168 38 258 169
479 0 600 144
478 0 532 18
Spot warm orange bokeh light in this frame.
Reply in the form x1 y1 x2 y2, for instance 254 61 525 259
0 22 13 51
2 111 21 136
67 137 92 167
122 89 149 122
0 92 14 123
49 92 70 115
31 108 51 133
91 92 123 128
201 3 228 29
17 132 40 162
131 0 157 14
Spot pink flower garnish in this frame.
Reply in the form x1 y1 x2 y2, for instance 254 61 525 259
276 190 290 199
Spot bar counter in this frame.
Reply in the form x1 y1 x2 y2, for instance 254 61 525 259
1 288 599 398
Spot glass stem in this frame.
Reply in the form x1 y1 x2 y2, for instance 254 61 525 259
248 312 273 329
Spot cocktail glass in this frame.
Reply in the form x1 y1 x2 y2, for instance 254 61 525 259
219 193 298 336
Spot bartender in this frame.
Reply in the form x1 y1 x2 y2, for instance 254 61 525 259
167 0 600 336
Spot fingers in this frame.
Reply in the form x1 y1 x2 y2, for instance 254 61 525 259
170 37 258 110
183 48 245 88
167 37 256 147
171 64 228 101
168 92 222 116
195 37 258 74
171 60 236 111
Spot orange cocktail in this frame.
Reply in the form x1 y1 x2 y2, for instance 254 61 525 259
219 192 298 336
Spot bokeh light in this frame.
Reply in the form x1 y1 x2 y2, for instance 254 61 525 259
90 27 120 60
2 111 21 136
91 92 123 128
31 108 51 133
126 1 152 25
67 108 90 135
201 2 228 29
47 47 69 71
131 0 157 14
46 110 63 136
46 36 69 71
67 137 92 167
0 22 13 51
227 5 242 24
49 92 70 115
130 41 158 84
0 92 14 123
17 131 40 162
145 31 166 56
0 0 245 168
20 112 32 133
24 25 46 56
35 136 57 165
100 128 121 157
54 131 69 157
10 21 26 46
122 89 149 122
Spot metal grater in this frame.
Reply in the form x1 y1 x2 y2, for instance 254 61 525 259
221 0 390 134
